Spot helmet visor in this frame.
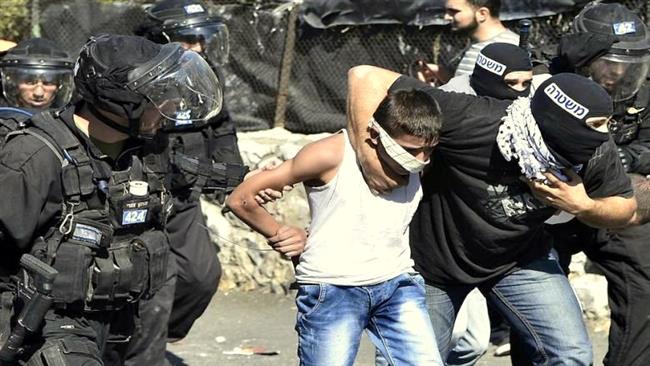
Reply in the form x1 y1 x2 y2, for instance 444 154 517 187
1 67 73 109
588 53 650 102
165 23 229 65
133 50 223 128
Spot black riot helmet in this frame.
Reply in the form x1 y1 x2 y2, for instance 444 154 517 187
0 38 74 109
573 1 650 101
74 34 223 139
137 0 229 65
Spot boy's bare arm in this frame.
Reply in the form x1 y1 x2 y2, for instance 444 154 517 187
226 135 342 239
346 65 406 193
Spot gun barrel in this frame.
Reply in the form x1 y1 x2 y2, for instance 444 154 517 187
519 19 532 50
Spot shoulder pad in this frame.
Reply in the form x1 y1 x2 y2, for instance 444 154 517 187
5 111 81 166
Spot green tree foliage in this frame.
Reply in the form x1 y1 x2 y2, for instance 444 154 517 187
0 0 30 41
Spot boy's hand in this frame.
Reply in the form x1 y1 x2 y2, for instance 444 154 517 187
268 225 307 258
526 169 594 215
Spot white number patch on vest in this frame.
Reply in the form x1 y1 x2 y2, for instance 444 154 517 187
476 53 506 76
122 209 148 225
543 82 589 120
184 4 205 14
613 21 636 35
174 110 192 125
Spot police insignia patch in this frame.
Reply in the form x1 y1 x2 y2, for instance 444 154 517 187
72 223 103 247
475 53 506 76
543 83 589 120
613 21 636 35
184 4 205 15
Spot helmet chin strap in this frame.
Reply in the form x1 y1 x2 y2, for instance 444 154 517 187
87 103 144 139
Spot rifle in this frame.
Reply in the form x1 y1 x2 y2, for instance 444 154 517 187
519 19 532 54
0 254 57 364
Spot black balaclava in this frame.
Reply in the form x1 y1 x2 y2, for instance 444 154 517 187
74 34 162 138
470 43 532 100
531 73 612 166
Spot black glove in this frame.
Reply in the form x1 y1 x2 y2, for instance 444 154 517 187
549 32 617 74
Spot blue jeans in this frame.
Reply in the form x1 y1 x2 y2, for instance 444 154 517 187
376 289 490 366
446 288 490 366
295 273 443 366
427 254 592 366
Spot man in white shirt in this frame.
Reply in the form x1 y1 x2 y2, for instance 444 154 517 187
417 0 519 84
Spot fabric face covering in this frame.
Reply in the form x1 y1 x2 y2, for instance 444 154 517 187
369 118 429 174
531 73 612 166
497 97 582 184
470 42 532 100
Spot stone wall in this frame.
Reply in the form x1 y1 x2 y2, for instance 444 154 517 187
203 128 327 293
203 128 610 321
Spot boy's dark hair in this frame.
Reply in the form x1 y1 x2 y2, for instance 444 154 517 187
468 0 501 17
373 89 442 145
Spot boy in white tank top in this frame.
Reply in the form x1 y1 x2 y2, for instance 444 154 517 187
227 88 442 366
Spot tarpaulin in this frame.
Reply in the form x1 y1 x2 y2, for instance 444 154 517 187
300 0 593 28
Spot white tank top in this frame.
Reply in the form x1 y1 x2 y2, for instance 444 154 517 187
295 130 422 286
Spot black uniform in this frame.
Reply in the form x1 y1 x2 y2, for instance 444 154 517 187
112 109 246 364
166 94 243 341
0 106 172 364
542 3 650 364
119 2 248 363
550 82 650 366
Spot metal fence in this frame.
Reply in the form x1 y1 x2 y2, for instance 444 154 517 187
24 0 650 133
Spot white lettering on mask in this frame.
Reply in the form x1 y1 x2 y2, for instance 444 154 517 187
476 53 506 76
543 82 589 119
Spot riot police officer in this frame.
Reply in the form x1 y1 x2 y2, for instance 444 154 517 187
0 38 74 110
109 0 247 364
0 33 235 365
548 2 650 365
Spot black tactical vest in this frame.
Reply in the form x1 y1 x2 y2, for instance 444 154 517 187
610 81 650 146
4 111 172 312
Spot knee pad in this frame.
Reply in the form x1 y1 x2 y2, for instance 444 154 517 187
25 339 102 366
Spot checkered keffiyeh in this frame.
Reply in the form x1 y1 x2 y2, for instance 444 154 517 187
369 118 429 173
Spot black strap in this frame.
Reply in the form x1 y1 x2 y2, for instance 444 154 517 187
173 153 248 192
28 112 96 200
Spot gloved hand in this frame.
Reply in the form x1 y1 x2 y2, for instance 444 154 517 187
549 32 617 74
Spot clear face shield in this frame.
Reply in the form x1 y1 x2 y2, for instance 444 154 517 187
588 53 650 102
164 22 230 65
1 67 73 109
128 48 223 132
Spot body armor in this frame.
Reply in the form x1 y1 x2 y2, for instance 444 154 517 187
5 111 172 312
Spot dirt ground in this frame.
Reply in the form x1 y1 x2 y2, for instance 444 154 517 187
166 291 609 366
